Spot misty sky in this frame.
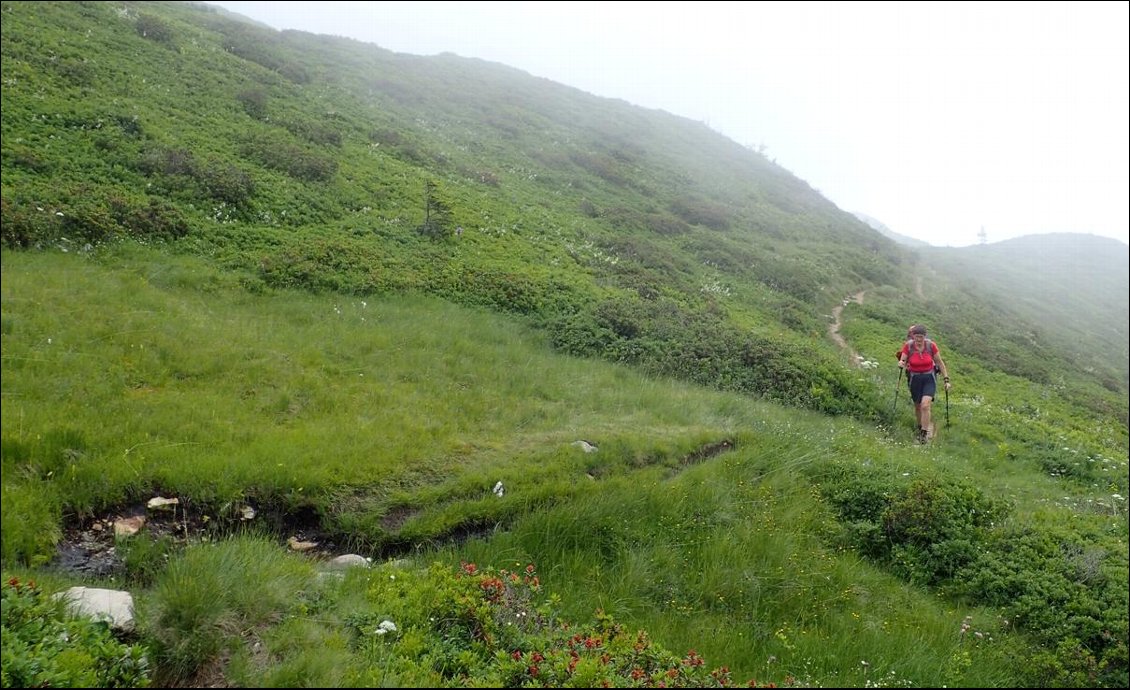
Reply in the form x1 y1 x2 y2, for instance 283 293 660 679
210 1 1129 248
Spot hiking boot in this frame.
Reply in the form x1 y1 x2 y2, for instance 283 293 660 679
915 428 928 444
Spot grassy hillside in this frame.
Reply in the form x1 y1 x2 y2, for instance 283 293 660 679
2 2 1127 687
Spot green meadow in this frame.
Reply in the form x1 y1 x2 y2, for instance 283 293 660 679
3 247 1125 687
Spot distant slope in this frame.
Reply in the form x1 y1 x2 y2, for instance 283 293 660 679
853 212 930 247
925 233 1129 392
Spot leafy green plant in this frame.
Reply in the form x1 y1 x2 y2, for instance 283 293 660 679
338 560 767 687
0 576 150 688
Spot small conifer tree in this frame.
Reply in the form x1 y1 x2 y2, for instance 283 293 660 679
417 180 453 239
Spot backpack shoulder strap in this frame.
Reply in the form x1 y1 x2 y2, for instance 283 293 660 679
908 338 934 352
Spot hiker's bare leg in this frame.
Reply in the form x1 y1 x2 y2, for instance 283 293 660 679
919 395 934 432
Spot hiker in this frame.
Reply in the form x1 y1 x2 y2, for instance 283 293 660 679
897 324 951 443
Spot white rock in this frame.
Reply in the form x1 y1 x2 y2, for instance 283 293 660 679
55 587 135 632
147 496 179 511
327 554 371 570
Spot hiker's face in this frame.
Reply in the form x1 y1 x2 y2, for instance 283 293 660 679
913 334 925 342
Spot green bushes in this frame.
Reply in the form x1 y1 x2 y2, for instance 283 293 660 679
283 118 343 147
340 561 756 687
816 463 1128 687
215 22 311 84
240 133 337 182
819 467 1008 585
236 89 270 120
137 146 255 209
135 13 175 48
955 526 1129 687
547 296 880 418
669 196 731 230
0 190 192 249
0 196 61 249
0 577 151 688
881 479 1007 584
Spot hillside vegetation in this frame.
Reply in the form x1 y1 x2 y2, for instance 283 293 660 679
2 2 1127 687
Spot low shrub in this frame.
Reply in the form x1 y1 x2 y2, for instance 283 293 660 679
344 561 772 687
0 576 151 688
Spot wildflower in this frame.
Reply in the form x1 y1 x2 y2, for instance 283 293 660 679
374 620 397 635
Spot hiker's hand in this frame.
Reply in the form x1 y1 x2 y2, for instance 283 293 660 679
897 360 906 370
944 380 952 391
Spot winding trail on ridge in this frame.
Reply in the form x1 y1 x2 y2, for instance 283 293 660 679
829 291 866 365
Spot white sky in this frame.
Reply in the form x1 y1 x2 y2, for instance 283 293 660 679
210 1 1129 248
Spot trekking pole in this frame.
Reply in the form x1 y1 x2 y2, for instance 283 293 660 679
945 383 950 426
890 367 903 418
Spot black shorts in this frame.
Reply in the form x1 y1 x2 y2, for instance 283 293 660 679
907 372 937 404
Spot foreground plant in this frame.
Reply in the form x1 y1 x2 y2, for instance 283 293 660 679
0 576 150 688
343 560 782 687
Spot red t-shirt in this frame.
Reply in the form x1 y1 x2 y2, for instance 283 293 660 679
901 340 938 374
